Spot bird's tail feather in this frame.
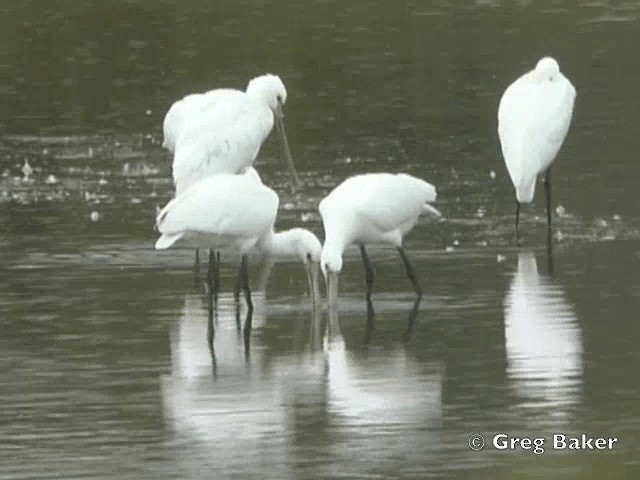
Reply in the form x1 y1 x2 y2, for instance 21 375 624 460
155 232 184 249
423 203 442 218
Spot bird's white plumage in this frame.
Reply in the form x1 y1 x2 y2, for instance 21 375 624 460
155 173 279 253
172 99 273 194
319 173 439 254
498 57 576 203
154 171 322 307
162 88 245 153
168 74 287 195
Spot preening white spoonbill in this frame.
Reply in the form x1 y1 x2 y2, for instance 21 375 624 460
498 57 576 239
169 74 300 195
154 174 321 312
319 173 441 310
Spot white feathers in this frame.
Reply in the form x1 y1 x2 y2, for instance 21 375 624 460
319 173 439 251
498 57 576 203
162 88 244 153
155 174 279 253
319 173 439 276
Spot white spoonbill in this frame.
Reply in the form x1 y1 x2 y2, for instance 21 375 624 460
154 174 321 311
319 173 441 310
170 74 300 195
498 57 576 239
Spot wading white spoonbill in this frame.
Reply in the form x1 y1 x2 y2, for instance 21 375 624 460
154 174 321 312
498 57 576 239
169 74 300 195
319 173 441 311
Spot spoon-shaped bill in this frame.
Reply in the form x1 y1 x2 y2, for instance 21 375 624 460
274 103 301 190
326 270 341 340
305 260 322 314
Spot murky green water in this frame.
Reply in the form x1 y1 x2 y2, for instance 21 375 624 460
2 1 640 478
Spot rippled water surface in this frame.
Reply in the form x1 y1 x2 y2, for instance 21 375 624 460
2 1 640 478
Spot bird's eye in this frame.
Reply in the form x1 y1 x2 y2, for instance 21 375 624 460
306 253 312 261
548 76 553 82
277 95 283 104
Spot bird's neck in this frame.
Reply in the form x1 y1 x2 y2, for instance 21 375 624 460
322 232 350 258
258 229 299 258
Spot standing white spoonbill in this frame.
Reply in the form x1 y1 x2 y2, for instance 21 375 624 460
171 74 300 195
154 174 321 312
498 57 576 239
319 173 441 311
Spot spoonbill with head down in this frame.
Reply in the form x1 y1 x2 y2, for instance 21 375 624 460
319 173 441 312
154 173 321 312
498 57 576 240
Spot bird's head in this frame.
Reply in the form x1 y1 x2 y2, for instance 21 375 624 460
246 73 300 190
320 247 343 278
534 57 560 82
246 74 287 117
286 228 322 265
279 228 322 312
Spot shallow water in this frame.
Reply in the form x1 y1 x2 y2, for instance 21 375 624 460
2 1 640 478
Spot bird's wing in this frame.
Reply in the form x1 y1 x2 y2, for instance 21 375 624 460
172 97 274 189
322 174 437 233
157 174 279 239
162 89 245 153
524 75 576 174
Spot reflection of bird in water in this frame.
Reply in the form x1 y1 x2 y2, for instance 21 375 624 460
504 251 583 415
168 294 255 380
161 293 442 478
161 293 318 479
320 331 444 477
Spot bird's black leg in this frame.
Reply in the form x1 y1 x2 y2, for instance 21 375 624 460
240 254 254 314
194 249 200 276
207 293 215 354
213 251 221 301
397 247 423 298
243 302 253 342
515 201 521 245
364 296 375 345
359 245 375 301
546 231 554 276
233 264 242 304
544 167 552 231
544 167 554 274
403 296 422 343
206 256 216 351
207 250 216 293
